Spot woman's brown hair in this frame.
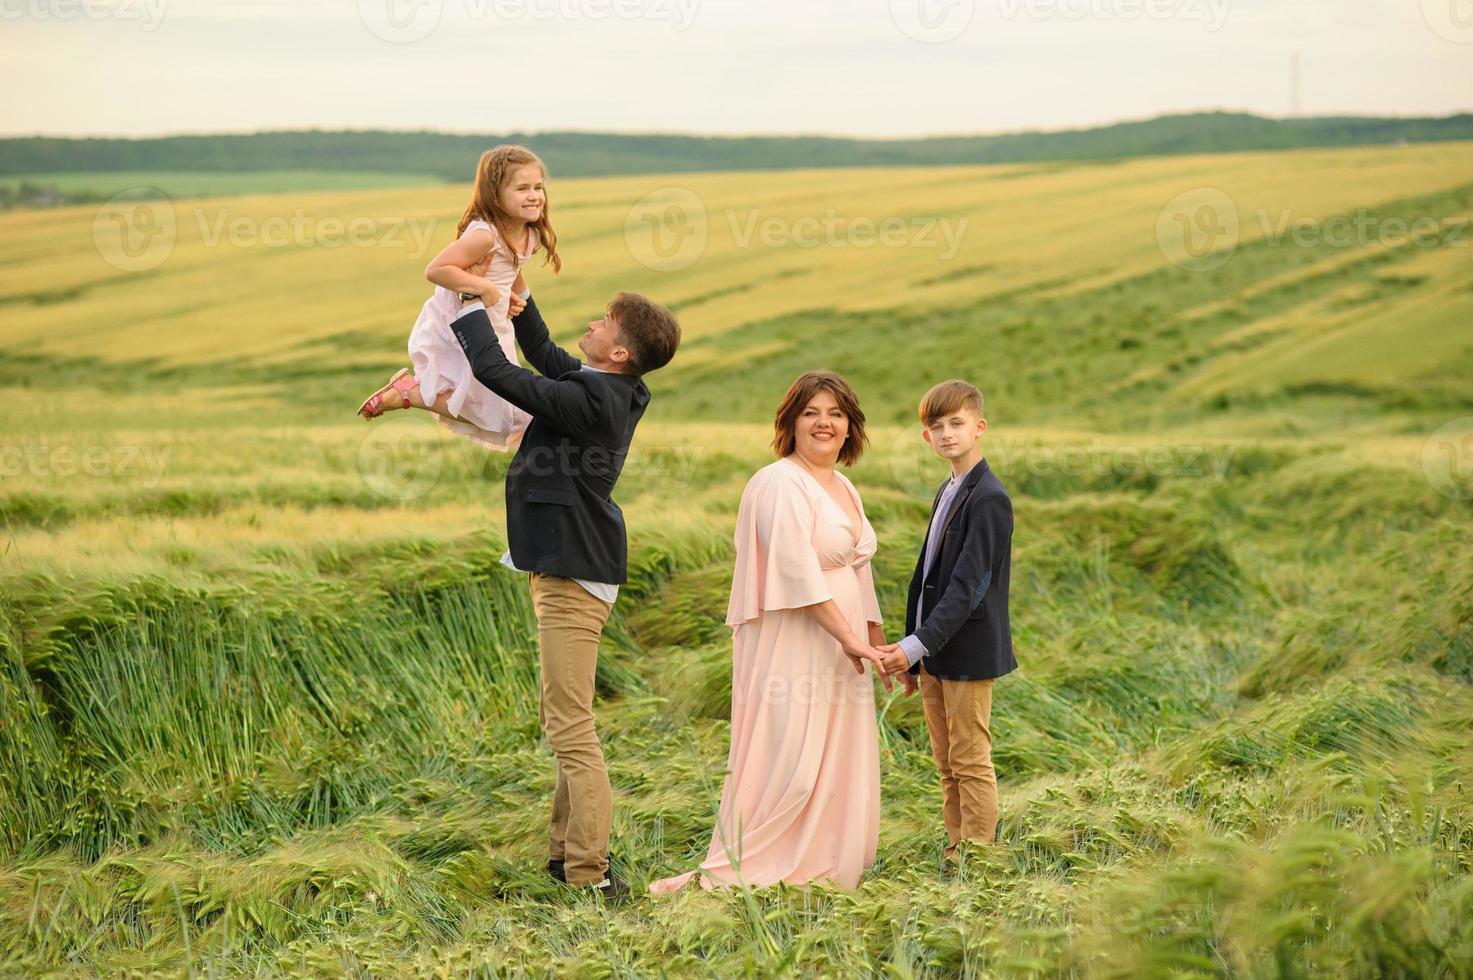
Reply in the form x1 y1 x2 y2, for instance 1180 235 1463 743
455 145 562 273
772 371 868 467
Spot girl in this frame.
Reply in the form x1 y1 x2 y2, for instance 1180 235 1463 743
357 145 562 450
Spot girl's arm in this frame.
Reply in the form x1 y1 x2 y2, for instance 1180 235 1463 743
424 228 501 302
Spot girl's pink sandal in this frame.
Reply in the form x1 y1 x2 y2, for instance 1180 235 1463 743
357 368 418 419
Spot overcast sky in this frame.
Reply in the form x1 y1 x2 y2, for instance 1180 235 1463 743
2 0 1470 138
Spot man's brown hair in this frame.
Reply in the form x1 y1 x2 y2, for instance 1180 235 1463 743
609 292 681 376
772 371 868 466
919 379 984 425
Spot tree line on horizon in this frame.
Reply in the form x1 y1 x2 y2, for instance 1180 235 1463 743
5 111 1472 181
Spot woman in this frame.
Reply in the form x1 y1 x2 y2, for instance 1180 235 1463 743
650 371 891 893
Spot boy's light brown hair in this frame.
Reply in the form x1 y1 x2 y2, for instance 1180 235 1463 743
919 379 985 425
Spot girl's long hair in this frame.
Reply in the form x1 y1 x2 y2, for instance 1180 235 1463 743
455 145 562 273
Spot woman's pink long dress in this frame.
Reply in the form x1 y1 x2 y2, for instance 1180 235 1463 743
650 455 884 893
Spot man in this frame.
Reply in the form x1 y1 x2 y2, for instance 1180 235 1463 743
450 259 681 900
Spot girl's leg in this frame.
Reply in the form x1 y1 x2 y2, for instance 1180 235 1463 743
404 383 461 421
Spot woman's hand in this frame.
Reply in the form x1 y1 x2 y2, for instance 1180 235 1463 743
842 637 893 692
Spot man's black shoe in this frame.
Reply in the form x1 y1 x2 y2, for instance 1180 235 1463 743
585 873 630 902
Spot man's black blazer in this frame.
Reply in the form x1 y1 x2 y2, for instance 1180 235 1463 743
449 296 649 585
905 459 1017 681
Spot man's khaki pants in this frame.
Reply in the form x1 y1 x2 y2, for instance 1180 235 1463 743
529 572 613 886
918 664 998 852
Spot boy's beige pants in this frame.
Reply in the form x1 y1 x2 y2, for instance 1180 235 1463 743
918 664 999 850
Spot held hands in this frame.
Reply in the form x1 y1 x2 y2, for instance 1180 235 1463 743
841 638 893 693
876 643 919 697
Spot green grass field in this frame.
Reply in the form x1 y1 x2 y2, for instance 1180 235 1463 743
2 143 1472 977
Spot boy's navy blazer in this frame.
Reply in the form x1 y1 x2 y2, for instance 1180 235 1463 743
450 296 648 585
905 458 1017 681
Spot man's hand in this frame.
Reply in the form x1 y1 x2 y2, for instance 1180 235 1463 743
899 671 917 697
458 255 499 308
509 291 527 316
876 642 911 677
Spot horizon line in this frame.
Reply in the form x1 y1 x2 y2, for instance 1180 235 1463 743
5 107 1472 144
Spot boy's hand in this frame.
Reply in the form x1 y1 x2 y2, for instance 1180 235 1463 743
899 672 918 697
876 643 911 677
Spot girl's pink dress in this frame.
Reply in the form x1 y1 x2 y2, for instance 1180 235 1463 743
407 219 536 451
650 456 884 893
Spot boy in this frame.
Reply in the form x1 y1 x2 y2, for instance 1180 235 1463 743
878 379 1016 869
